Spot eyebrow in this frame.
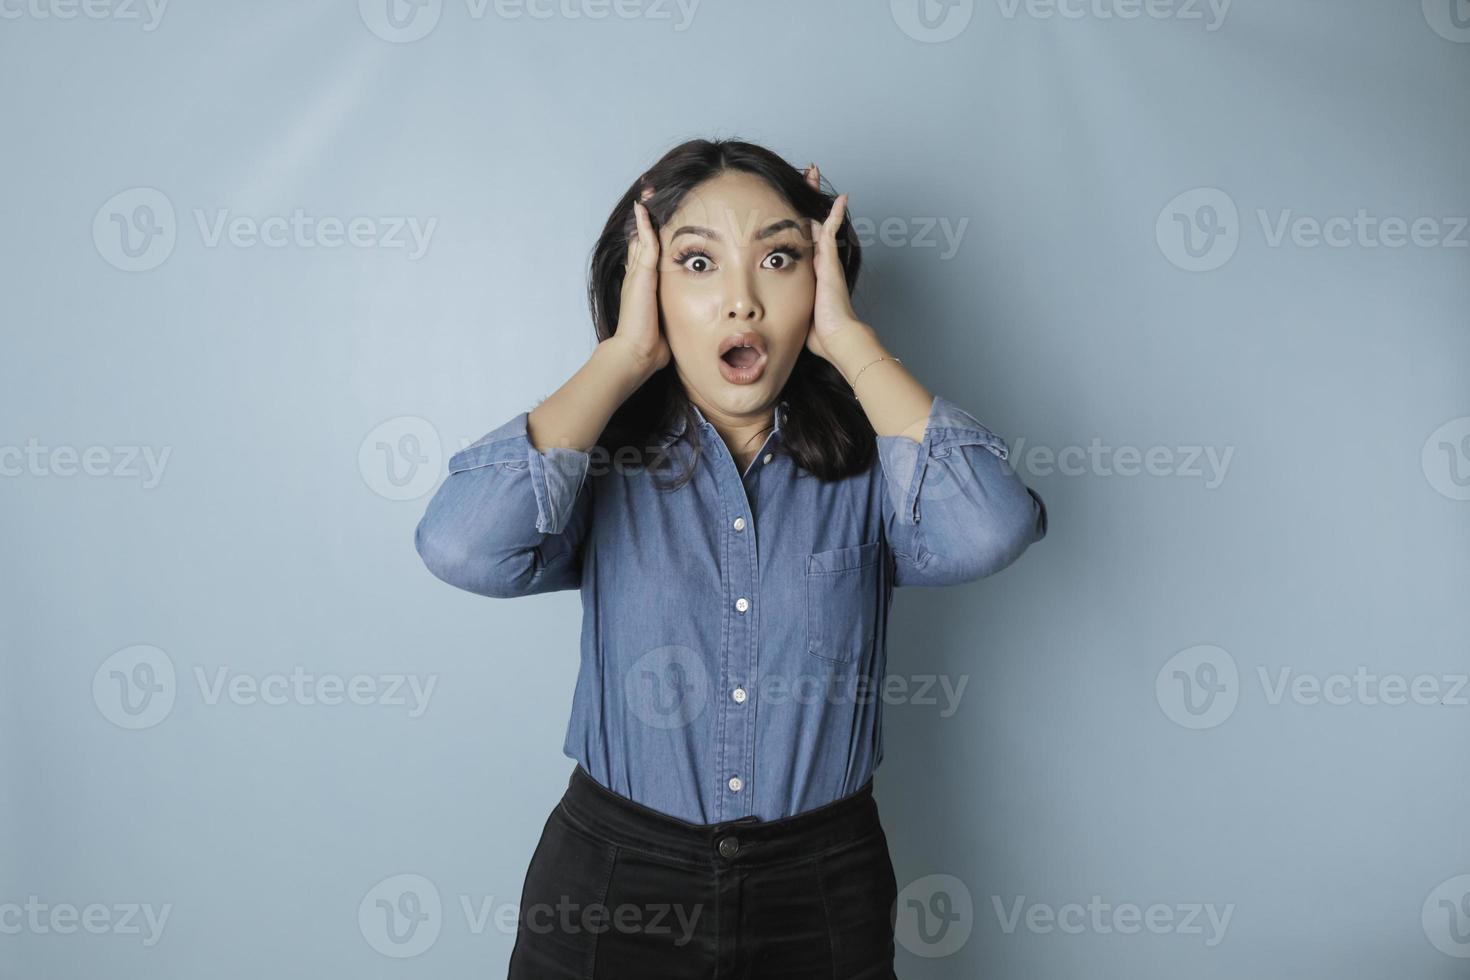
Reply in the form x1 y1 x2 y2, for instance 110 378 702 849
669 218 804 245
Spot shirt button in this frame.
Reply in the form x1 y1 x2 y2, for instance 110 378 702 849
728 776 743 792
763 453 773 464
732 687 747 703
733 517 745 532
735 597 749 613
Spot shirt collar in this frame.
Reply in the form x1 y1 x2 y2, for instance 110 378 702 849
659 398 788 448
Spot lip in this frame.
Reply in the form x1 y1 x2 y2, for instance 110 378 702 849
716 330 769 386
717 330 768 358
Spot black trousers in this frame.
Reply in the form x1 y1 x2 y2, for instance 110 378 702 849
506 763 899 979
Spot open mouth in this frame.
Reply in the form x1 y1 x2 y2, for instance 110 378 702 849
717 330 769 385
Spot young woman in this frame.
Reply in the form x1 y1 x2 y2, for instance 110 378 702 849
414 138 1048 979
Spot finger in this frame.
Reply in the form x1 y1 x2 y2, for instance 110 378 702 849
631 200 660 273
817 198 843 256
622 210 646 283
637 201 660 268
824 193 847 239
623 221 640 273
814 195 846 275
812 211 844 280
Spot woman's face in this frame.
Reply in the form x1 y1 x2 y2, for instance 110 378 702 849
655 171 816 423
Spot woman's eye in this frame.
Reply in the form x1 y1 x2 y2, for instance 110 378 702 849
676 246 799 274
764 248 800 270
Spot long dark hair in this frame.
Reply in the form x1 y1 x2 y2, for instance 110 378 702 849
587 137 875 487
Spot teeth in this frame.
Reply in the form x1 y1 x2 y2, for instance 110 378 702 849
722 338 763 358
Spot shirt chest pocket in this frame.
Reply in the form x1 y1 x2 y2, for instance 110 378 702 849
805 540 882 665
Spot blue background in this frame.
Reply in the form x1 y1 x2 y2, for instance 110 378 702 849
2 0 1468 976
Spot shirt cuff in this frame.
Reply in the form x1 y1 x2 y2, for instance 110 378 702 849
448 410 592 535
875 394 1011 526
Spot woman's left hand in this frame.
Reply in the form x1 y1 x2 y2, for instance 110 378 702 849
803 165 868 363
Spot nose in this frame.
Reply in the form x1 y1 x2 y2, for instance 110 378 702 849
723 302 759 321
720 272 763 322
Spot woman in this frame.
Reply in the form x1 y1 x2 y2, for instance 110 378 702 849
414 138 1048 979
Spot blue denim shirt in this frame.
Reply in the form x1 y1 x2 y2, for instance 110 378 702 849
414 393 1047 823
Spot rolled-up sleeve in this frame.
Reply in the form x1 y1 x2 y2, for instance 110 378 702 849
877 395 1047 587
413 410 593 598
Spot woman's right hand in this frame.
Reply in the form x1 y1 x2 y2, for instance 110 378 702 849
611 194 672 379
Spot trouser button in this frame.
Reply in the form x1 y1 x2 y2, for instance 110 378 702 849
717 836 739 859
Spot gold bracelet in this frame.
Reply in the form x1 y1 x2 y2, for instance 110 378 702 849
849 355 901 391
